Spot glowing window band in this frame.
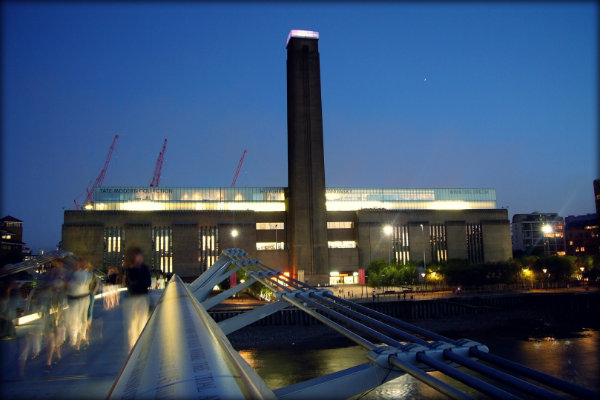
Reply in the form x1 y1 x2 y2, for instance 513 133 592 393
91 187 496 212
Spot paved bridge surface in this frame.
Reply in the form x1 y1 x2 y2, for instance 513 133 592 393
0 291 163 399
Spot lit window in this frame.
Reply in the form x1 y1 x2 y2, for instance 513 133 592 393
328 241 357 249
256 222 285 230
327 222 354 229
256 242 285 251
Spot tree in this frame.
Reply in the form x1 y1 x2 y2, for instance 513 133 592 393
536 256 575 283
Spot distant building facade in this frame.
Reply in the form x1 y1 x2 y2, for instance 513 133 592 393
62 30 513 283
565 213 599 256
0 216 25 265
512 213 566 256
63 187 512 282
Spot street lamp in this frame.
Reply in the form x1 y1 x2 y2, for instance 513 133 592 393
542 224 553 256
421 272 426 290
383 225 393 264
542 268 548 289
231 228 239 248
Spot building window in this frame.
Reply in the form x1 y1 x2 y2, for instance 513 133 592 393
256 242 285 251
466 224 484 264
103 227 125 270
152 227 173 274
393 225 410 264
256 222 285 230
327 221 354 229
328 241 357 249
199 226 219 272
430 224 447 262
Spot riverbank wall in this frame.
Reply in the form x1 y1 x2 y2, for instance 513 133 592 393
209 291 600 327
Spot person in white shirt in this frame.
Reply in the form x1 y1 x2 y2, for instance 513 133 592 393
65 258 92 351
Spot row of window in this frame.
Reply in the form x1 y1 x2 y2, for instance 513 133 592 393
152 227 173 274
256 242 285 251
101 222 487 271
327 221 354 229
199 226 218 272
256 222 284 230
386 224 483 264
256 222 354 230
253 241 357 250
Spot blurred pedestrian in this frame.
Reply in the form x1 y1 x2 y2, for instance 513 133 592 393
122 247 151 351
83 263 99 347
65 258 92 352
0 272 18 339
41 259 67 369
104 266 120 310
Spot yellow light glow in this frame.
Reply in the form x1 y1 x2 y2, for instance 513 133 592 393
326 200 495 211
120 201 166 211
383 225 393 236
83 203 94 210
426 201 469 210
195 202 285 212
330 271 339 276
15 312 41 325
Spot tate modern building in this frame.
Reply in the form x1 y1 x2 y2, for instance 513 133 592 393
62 30 512 284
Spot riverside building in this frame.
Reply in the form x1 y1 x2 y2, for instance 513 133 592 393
62 30 512 283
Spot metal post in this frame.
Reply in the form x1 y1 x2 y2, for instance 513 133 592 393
420 224 426 271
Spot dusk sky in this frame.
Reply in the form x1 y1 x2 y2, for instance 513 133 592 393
2 3 597 251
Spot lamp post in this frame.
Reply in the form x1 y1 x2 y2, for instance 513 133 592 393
420 224 427 271
542 268 548 289
231 228 239 248
275 224 279 270
542 224 553 256
383 225 393 264
421 272 426 291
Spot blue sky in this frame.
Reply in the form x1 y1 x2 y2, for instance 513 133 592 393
2 3 597 251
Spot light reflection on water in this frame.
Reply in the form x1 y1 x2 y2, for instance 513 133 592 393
238 330 599 399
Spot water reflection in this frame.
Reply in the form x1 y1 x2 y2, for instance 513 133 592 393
238 330 599 398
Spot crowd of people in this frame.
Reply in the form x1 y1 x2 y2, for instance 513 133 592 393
1 246 160 377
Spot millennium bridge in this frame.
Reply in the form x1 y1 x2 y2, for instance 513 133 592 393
1 250 598 399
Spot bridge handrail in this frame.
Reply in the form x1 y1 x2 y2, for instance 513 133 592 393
0 251 73 278
107 274 275 399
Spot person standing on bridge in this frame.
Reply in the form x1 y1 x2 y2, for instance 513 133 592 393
123 247 151 352
65 257 92 352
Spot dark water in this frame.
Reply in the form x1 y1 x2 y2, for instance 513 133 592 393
239 330 599 399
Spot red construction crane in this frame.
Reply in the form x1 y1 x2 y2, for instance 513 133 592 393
231 149 247 187
150 139 168 187
74 134 119 210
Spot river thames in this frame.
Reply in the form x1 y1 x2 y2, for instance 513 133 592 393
239 329 599 399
